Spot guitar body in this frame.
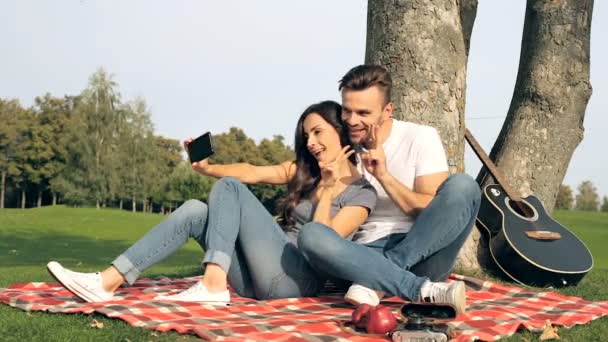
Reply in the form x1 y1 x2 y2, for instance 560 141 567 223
476 184 593 287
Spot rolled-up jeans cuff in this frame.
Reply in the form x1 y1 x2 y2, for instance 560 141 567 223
202 249 231 273
112 254 140 285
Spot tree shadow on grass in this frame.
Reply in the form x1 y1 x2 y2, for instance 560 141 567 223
0 230 205 274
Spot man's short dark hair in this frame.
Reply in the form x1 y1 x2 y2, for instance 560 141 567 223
339 65 392 105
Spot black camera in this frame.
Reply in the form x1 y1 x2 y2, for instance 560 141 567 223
390 302 456 342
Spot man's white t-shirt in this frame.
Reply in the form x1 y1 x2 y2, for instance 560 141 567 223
353 120 448 244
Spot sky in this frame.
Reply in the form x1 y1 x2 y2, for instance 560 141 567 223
2 1 606 200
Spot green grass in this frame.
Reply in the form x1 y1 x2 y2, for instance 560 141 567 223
0 206 203 342
0 207 607 341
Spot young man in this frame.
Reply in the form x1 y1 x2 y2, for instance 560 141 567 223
297 65 481 314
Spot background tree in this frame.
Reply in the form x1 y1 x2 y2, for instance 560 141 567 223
253 135 294 212
79 68 122 209
13 109 34 209
151 136 183 213
211 128 294 213
555 184 574 210
20 109 56 208
164 162 215 208
116 98 157 212
0 99 26 209
601 196 608 213
576 180 599 211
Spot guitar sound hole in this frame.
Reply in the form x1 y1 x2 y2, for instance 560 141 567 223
507 199 535 219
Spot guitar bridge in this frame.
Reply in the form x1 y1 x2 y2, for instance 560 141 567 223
525 231 562 241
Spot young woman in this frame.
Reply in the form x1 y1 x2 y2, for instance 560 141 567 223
47 100 377 304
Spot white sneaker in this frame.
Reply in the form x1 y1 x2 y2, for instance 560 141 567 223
155 281 230 306
420 280 466 314
47 261 114 303
344 284 385 306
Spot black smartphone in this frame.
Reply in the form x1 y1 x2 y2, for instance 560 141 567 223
187 132 215 163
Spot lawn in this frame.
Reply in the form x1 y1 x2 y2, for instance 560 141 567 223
0 206 607 341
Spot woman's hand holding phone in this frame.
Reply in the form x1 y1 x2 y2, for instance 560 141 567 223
185 132 215 175
191 157 211 175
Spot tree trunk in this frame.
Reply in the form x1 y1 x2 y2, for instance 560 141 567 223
119 199 123 210
21 190 26 209
37 190 42 208
458 0 594 273
52 193 57 206
1 171 5 209
132 197 136 213
366 0 472 174
482 0 593 211
458 0 478 55
366 0 483 270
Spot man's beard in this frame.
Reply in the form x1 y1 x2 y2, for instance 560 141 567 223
360 129 376 149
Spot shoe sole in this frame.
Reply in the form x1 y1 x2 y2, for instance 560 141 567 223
46 261 105 303
452 281 466 314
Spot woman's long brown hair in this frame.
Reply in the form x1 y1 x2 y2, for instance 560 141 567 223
276 100 356 230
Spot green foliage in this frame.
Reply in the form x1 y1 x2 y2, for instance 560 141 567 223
164 162 215 206
0 67 294 213
555 184 574 210
576 180 600 211
601 196 608 213
0 99 27 208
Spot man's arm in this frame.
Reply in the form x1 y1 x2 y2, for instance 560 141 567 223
377 171 448 216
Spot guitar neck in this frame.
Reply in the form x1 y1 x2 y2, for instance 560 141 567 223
464 129 522 202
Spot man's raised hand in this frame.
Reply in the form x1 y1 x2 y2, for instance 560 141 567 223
360 124 388 179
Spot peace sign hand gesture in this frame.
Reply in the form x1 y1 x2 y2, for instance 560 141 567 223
360 124 388 179
318 145 355 192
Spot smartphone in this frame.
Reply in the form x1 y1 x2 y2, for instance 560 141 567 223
186 132 215 163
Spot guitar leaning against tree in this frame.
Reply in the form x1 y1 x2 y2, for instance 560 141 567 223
465 129 593 288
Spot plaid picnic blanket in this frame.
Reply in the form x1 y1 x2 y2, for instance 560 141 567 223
2 274 608 341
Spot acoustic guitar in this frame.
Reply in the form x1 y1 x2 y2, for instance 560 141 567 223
465 129 593 287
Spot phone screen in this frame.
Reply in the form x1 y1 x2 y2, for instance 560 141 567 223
187 132 214 163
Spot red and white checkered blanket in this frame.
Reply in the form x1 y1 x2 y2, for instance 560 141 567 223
2 274 607 341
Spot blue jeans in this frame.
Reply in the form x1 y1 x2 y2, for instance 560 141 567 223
112 177 324 299
298 173 481 301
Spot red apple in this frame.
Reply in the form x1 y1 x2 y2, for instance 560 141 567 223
351 303 372 329
365 305 397 334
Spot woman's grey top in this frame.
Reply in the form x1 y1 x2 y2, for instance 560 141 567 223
285 177 377 245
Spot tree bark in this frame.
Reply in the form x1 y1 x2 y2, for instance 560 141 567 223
482 0 593 212
132 197 136 213
458 0 478 55
21 190 26 209
37 190 42 208
1 171 5 209
366 0 483 270
52 193 57 206
366 0 471 173
119 199 123 210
